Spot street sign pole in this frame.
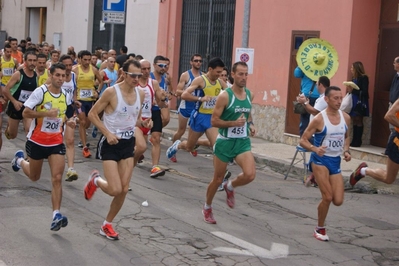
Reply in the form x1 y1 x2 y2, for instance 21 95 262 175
102 0 126 49
110 23 114 49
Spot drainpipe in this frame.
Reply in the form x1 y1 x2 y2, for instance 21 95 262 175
241 0 251 48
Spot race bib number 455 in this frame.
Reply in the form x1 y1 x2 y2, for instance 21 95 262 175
227 123 247 138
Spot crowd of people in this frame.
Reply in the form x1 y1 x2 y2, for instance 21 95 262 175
2 35 399 243
0 37 257 241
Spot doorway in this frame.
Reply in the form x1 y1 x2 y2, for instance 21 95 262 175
285 31 320 135
28 7 46 44
371 0 399 147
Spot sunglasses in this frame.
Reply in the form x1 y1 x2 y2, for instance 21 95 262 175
124 72 143 78
193 59 203 63
157 63 168 68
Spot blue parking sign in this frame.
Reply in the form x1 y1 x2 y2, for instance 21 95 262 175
103 0 126 12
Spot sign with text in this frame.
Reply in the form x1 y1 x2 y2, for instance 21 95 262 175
102 0 126 24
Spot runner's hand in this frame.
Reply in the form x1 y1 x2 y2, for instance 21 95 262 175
47 108 59 118
106 133 119 145
315 146 327 156
249 124 256 137
201 95 212 102
12 100 24 111
143 119 153 129
235 113 246 127
343 151 351 162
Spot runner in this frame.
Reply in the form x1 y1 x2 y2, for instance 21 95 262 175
202 61 256 224
350 97 399 186
11 63 70 231
46 50 60 69
84 59 152 240
300 86 351 241
134 59 167 175
60 54 80 182
170 53 203 163
0 43 18 151
72 50 102 158
37 53 49 86
166 57 227 163
3 51 38 139
9 38 23 65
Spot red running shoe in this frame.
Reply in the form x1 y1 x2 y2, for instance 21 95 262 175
100 223 119 240
313 227 329 241
223 183 235 208
84 170 99 200
349 162 368 187
202 207 216 224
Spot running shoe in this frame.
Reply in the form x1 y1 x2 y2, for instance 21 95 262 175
313 227 329 241
138 154 144 163
150 166 165 178
223 182 235 208
83 146 91 158
217 170 232 192
228 159 235 165
166 140 181 160
78 141 83 148
92 126 98 138
304 174 317 187
170 154 177 163
5 130 11 140
202 207 217 224
84 170 99 200
190 144 199 157
50 213 68 231
11 150 25 172
349 162 368 187
65 169 78 182
100 223 119 240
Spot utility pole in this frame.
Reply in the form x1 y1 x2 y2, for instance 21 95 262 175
242 0 251 48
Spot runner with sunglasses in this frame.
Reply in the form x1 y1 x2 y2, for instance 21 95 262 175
170 54 205 163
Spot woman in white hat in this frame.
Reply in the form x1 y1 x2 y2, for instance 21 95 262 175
349 61 369 147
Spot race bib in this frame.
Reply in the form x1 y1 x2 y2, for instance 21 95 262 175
227 123 247 138
79 89 93 98
18 90 32 102
2 68 13 76
323 135 344 154
116 127 135 139
202 96 217 109
141 100 151 117
41 117 62 133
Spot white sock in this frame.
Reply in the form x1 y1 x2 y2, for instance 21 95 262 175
53 210 60 219
227 180 234 191
360 167 367 176
68 167 74 171
103 220 111 226
204 204 211 210
16 158 24 166
94 176 100 186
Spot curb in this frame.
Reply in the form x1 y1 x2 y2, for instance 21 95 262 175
160 129 398 194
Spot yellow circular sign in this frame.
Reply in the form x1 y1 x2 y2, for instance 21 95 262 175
296 38 339 81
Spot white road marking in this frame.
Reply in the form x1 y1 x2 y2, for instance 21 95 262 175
211 231 289 259
0 259 7 266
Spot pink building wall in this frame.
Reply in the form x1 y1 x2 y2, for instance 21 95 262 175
234 0 380 108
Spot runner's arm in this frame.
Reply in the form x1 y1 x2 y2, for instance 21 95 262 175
211 91 245 128
3 71 21 103
181 76 204 101
385 97 399 128
88 87 114 138
175 72 188 97
299 115 324 153
93 68 103 96
152 80 167 108
342 112 352 161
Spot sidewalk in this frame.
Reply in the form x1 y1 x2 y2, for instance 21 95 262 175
163 112 399 195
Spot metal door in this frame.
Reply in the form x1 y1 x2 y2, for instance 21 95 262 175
179 0 236 74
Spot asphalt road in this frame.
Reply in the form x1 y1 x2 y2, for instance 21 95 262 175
0 130 399 266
